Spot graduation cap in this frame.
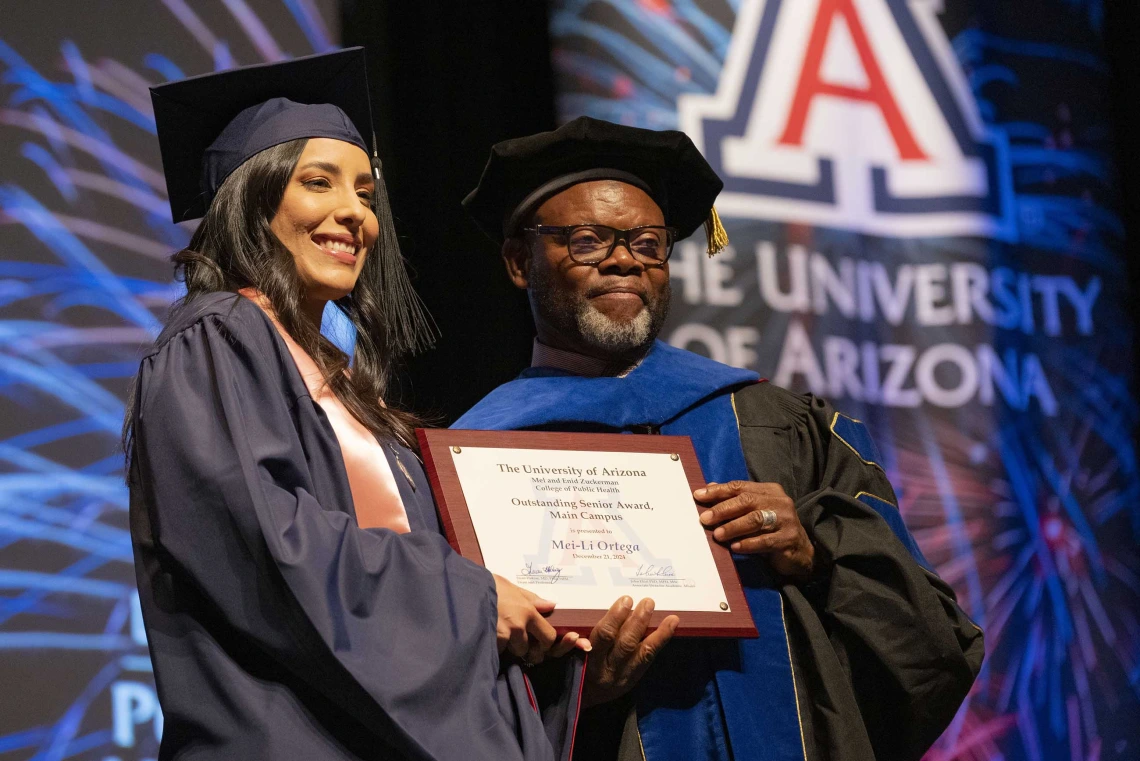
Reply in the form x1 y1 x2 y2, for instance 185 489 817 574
463 116 728 256
151 47 375 222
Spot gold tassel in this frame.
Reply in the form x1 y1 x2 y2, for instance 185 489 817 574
704 206 729 256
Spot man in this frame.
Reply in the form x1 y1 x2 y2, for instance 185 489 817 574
456 116 984 761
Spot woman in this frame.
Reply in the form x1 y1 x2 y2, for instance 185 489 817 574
126 49 586 761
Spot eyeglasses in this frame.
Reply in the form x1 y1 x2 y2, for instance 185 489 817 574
522 224 678 266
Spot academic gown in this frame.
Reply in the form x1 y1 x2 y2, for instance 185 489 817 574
454 340 984 761
128 292 583 761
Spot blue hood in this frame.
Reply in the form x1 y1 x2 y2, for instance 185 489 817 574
454 340 759 431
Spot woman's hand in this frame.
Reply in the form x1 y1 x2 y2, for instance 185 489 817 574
494 575 590 665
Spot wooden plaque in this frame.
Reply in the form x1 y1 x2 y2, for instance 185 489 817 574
417 428 757 638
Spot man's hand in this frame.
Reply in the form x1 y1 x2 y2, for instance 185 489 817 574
582 596 679 708
695 481 815 578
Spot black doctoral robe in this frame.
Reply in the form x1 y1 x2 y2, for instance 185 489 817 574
455 340 984 761
128 293 582 761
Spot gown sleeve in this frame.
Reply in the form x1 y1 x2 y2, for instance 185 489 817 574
132 313 528 761
733 382 984 761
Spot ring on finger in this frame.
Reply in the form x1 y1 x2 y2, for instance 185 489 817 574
759 509 778 530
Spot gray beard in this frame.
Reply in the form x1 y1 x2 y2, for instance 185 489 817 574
576 302 654 353
529 264 671 358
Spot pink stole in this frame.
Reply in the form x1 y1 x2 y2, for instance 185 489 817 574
240 289 411 533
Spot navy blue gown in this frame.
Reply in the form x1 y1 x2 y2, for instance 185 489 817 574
128 293 582 761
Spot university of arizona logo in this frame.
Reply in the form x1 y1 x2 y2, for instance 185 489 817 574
679 0 1016 240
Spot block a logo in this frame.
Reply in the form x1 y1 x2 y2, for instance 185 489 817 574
679 0 1017 240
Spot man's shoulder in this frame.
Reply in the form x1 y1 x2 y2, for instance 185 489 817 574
735 382 890 474
731 380 822 428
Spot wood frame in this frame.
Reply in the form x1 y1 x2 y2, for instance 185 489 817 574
417 428 757 638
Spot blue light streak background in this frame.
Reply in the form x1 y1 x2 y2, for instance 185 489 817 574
0 2 335 758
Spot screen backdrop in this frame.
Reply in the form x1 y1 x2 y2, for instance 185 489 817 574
550 0 1138 759
0 2 337 758
1 1 1135 760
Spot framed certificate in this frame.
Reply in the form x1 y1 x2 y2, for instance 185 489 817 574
417 428 757 638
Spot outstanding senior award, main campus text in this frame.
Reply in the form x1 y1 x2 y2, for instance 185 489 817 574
417 429 757 638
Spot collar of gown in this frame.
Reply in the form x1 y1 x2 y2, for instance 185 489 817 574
238 289 411 533
530 339 643 378
456 339 760 431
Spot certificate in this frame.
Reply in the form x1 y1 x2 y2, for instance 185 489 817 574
417 429 757 638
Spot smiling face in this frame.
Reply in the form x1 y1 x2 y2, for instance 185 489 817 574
503 180 672 361
269 137 378 307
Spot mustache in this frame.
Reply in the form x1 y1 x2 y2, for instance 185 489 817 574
585 284 649 304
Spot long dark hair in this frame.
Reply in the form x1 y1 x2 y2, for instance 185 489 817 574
124 138 434 456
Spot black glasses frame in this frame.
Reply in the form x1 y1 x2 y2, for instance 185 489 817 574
523 224 680 265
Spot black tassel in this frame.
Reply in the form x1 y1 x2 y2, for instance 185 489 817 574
371 153 438 357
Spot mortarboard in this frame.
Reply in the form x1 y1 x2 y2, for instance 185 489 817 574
463 116 728 256
151 48 374 223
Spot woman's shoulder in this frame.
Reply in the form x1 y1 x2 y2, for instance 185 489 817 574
145 291 280 362
137 292 307 409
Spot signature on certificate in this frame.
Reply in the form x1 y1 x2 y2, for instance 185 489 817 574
635 564 675 577
522 562 564 583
